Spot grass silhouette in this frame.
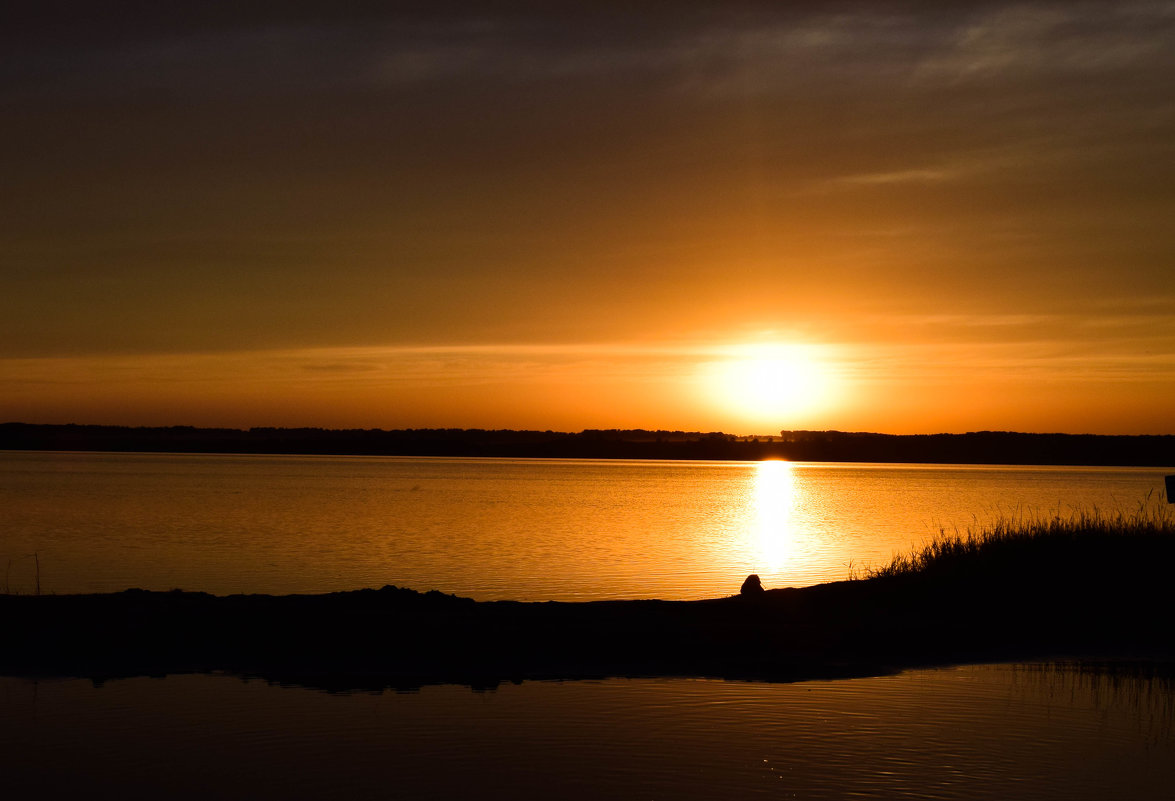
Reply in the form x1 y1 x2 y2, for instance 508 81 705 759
863 499 1175 590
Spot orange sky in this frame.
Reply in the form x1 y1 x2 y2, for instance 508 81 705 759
2 2 1173 434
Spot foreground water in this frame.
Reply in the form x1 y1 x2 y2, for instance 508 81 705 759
2 451 1169 599
2 664 1172 800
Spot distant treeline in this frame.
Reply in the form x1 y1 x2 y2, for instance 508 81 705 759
1 423 1172 466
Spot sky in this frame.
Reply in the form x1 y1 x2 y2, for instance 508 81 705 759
3 1 1173 434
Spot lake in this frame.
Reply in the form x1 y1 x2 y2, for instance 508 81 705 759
4 451 1174 798
1 451 1169 599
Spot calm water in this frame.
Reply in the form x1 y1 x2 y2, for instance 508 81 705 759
1 451 1169 599
2 450 1171 599
3 664 1173 800
5 452 1175 797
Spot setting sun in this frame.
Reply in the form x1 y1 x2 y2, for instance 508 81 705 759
705 344 839 429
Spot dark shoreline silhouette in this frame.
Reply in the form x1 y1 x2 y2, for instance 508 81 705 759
3 423 1173 466
4 568 1172 693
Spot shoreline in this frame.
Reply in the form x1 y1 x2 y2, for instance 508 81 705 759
4 423 1174 466
5 575 1173 692
7 507 1173 692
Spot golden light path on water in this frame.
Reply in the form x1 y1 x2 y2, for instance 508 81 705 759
751 459 799 575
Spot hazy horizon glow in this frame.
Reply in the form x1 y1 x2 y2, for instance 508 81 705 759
4 329 1171 434
3 2 1173 435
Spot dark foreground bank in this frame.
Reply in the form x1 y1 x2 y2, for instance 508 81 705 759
6 509 1175 691
4 563 1173 692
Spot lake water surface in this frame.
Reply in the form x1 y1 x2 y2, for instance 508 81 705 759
4 451 1174 798
3 664 1173 800
1 451 1169 599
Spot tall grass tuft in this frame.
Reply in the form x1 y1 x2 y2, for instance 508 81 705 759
865 497 1175 586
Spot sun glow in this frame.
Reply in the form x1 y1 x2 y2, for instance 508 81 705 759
705 343 837 428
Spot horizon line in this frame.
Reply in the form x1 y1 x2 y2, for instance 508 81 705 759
3 421 1173 440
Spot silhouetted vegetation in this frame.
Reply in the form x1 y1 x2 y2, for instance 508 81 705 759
2 423 1172 466
864 503 1175 582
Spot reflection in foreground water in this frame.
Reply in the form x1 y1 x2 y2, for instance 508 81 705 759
3 663 1172 800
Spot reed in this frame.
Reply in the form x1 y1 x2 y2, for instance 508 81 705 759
3 551 41 596
864 498 1175 584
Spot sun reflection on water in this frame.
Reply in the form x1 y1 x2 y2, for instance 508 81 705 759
753 459 797 573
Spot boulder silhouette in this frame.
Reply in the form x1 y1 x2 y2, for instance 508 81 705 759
740 574 764 596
